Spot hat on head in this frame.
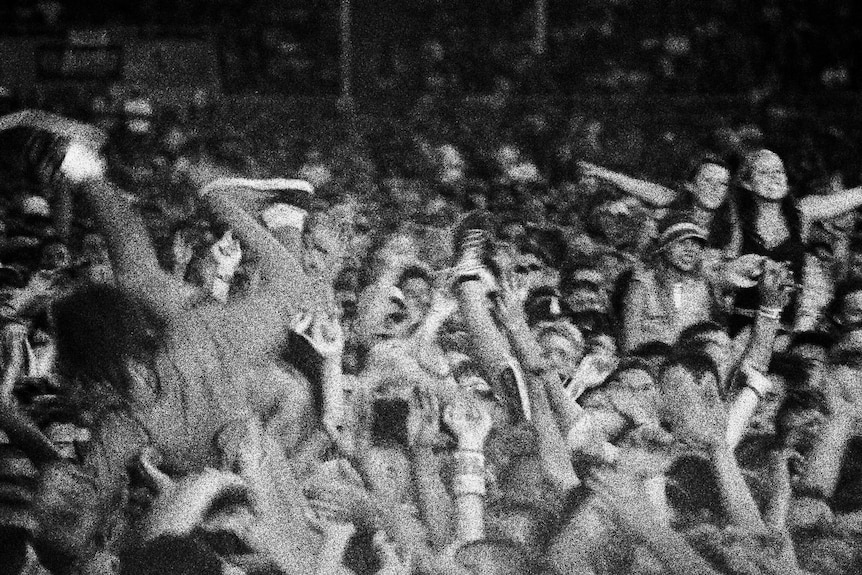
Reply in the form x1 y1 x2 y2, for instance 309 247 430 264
656 214 707 251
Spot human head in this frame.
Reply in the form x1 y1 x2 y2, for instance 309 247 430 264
774 387 828 457
535 322 586 380
40 241 71 271
559 263 610 315
830 279 862 347
396 265 434 325
630 341 674 378
787 331 834 380
686 156 730 210
52 284 166 396
677 322 732 378
656 216 707 274
738 148 789 201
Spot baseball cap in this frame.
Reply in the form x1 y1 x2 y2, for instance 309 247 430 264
656 214 707 251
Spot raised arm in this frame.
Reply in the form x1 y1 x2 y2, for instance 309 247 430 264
797 186 862 222
589 470 721 575
578 161 679 207
196 178 310 295
442 392 493 544
794 364 859 502
527 374 581 491
75 177 186 316
725 262 785 449
408 387 454 549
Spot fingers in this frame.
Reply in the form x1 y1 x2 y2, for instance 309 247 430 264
138 447 175 495
292 312 314 334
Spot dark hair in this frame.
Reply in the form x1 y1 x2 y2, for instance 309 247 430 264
769 353 819 390
829 278 862 324
828 349 862 370
630 341 674 361
397 265 433 289
775 387 828 440
119 534 222 575
566 310 613 339
788 330 835 352
519 226 566 268
736 183 802 250
52 284 166 397
455 538 551 574
677 321 725 346
659 349 720 392
342 529 383 575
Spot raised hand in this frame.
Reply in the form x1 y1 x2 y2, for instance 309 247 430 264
292 312 345 360
443 391 493 451
495 270 530 324
58 140 106 184
722 254 767 288
374 532 413 575
758 259 792 310
209 230 242 279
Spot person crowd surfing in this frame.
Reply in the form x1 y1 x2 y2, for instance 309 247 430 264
1 107 862 575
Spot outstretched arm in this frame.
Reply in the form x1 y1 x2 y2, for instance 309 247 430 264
76 176 187 317
578 161 679 207
798 186 862 222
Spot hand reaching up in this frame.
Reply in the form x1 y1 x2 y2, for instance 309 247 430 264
209 230 242 279
292 312 345 361
443 391 493 452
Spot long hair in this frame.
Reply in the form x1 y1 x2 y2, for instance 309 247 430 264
734 149 803 247
685 154 738 250
52 284 166 398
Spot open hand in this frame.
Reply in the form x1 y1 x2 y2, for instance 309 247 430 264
292 312 345 360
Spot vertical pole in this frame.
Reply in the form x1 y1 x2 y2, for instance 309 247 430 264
340 0 353 102
534 0 548 55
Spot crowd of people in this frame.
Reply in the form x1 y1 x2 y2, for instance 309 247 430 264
1 83 862 575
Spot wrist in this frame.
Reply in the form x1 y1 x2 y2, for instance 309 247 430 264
456 440 485 452
452 473 486 497
757 305 782 321
215 269 236 281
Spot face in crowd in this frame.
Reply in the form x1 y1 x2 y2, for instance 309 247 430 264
663 236 705 274
689 161 730 210
743 149 789 201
